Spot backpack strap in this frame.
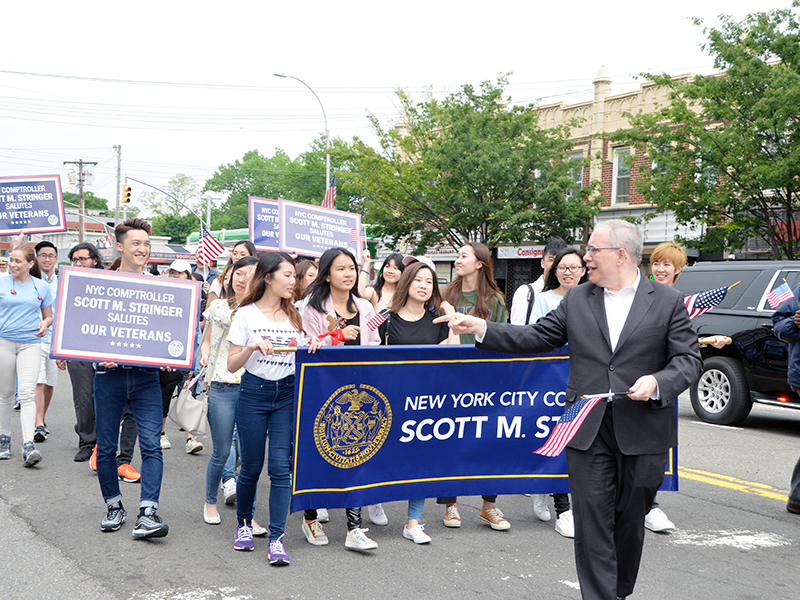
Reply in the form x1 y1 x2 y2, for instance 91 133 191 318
524 284 535 325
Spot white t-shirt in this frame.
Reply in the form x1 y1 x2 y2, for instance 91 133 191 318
510 276 545 325
531 289 566 323
209 278 222 298
227 303 303 381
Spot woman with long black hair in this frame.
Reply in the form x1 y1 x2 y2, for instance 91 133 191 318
361 252 405 311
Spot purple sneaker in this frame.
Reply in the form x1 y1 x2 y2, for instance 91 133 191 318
268 534 290 566
234 524 254 551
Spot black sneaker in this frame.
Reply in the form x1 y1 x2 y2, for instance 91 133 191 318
21 442 42 467
33 426 47 443
101 501 126 532
132 507 169 539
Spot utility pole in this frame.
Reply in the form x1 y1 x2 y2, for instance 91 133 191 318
63 159 98 242
113 145 122 227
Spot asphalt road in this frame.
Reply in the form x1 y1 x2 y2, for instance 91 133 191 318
2 380 800 600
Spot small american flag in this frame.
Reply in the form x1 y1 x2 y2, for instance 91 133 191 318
197 226 225 266
365 308 389 331
103 224 115 243
351 228 366 243
534 393 609 457
322 174 336 209
684 285 729 319
767 281 795 309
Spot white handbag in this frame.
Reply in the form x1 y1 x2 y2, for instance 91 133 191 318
168 368 208 435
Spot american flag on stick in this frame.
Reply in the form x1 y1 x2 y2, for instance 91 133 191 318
103 224 115 243
534 393 613 457
196 226 225 266
683 281 739 319
767 281 795 309
351 228 367 243
322 174 336 209
365 308 389 331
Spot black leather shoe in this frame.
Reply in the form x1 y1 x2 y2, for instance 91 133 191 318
74 447 93 462
788 502 800 515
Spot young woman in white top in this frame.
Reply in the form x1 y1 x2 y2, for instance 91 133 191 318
199 256 258 525
361 252 405 311
529 247 588 538
227 253 320 566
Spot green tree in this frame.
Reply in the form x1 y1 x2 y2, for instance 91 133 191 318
611 4 800 258
151 213 198 244
342 76 597 252
140 173 200 219
203 140 358 230
63 191 109 212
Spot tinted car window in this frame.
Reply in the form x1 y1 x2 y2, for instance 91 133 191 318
758 269 800 312
674 268 759 310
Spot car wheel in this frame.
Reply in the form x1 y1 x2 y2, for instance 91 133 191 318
690 356 753 425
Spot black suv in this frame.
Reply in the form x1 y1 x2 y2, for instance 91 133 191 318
673 261 800 425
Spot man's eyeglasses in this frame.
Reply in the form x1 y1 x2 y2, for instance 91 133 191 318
585 246 621 256
38 253 57 260
72 256 93 264
556 265 585 273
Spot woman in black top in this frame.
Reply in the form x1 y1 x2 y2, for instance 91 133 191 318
378 256 459 544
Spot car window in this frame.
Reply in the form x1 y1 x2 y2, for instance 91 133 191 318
674 268 759 310
758 270 800 312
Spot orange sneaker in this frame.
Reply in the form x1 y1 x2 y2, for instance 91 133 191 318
479 507 510 530
118 463 141 483
90 445 97 471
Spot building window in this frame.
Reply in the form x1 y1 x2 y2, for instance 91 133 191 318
567 151 584 198
612 147 631 205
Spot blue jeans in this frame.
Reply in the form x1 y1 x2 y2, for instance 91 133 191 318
94 367 163 507
205 382 238 504
408 499 425 521
223 425 239 483
235 371 294 541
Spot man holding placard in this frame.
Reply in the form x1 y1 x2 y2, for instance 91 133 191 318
94 219 169 540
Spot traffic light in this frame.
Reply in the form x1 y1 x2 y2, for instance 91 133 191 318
122 185 132 203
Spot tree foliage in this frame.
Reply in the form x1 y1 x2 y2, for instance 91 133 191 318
140 173 200 219
151 213 197 244
203 139 358 230
340 76 598 252
63 191 108 211
611 3 800 258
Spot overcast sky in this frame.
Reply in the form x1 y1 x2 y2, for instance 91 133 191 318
0 0 789 218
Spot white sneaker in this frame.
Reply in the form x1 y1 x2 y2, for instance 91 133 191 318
316 508 329 523
532 494 551 522
403 524 431 544
160 433 171 449
345 527 377 551
555 510 575 538
645 507 675 532
185 437 203 454
302 519 329 545
223 478 237 505
367 503 388 526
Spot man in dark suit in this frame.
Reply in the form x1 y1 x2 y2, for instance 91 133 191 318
436 220 701 600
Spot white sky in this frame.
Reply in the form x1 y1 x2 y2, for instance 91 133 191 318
0 0 789 216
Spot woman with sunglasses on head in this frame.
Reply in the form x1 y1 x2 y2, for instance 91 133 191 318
439 242 509 530
0 242 53 466
199 256 259 526
529 247 589 539
377 256 460 544
226 253 320 566
302 247 382 551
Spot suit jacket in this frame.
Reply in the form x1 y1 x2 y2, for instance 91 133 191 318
480 272 701 455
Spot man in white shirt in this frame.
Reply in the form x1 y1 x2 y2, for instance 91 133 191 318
509 239 567 326
436 220 701 600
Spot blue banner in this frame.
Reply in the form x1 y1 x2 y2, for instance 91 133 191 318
291 345 679 513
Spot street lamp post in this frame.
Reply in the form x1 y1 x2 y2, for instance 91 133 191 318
274 73 331 193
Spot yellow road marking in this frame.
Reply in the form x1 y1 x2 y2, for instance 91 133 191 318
679 466 789 502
